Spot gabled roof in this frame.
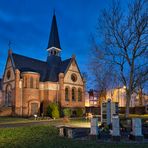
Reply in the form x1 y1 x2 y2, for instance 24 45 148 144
60 58 71 73
11 53 71 82
47 14 61 49
12 53 47 81
0 78 2 90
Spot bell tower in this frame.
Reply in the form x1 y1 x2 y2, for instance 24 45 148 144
47 13 61 57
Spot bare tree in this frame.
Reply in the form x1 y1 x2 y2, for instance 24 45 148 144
90 40 118 103
92 0 148 117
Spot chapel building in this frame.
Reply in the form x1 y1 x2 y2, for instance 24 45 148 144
0 14 85 117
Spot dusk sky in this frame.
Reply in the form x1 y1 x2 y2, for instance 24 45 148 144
0 0 126 79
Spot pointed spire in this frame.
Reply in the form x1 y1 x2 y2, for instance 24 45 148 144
47 13 61 50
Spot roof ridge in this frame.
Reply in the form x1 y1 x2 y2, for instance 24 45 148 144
12 53 46 63
62 58 71 63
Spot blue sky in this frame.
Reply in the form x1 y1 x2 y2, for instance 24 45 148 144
0 0 129 81
0 0 111 79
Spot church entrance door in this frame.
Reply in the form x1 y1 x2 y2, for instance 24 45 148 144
31 103 38 115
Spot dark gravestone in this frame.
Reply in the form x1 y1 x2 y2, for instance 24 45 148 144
67 128 90 139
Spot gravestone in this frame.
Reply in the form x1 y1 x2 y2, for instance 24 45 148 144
101 99 111 125
101 99 118 125
106 100 111 125
59 126 64 137
101 102 107 124
59 126 68 137
67 128 90 139
131 118 143 141
112 115 120 141
89 118 99 139
111 102 119 122
67 128 73 138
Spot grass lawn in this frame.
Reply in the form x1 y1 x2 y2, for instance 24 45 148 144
0 117 92 127
0 125 148 148
0 117 30 123
0 114 147 125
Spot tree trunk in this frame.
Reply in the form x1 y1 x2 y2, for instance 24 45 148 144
139 89 143 106
125 90 131 118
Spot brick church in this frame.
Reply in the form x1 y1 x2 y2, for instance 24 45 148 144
0 14 85 117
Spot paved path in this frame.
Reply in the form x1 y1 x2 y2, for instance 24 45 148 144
0 120 57 128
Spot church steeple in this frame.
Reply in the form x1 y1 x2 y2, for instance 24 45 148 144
47 13 61 56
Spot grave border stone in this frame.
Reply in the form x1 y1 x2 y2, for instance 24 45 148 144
130 118 143 141
112 115 120 141
89 117 99 140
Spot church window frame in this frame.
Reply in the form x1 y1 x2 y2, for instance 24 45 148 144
65 87 69 101
72 87 76 101
71 73 77 82
7 70 11 80
30 77 34 88
24 77 27 88
54 50 57 55
5 84 12 106
36 78 39 89
78 88 82 101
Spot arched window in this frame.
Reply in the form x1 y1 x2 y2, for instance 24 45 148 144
65 87 69 101
54 50 57 55
30 77 33 88
72 87 76 101
36 78 39 89
5 84 12 106
24 77 27 88
78 88 82 101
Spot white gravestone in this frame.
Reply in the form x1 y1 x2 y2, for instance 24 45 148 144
107 100 111 125
131 118 143 141
132 118 143 136
101 99 119 125
59 127 64 137
101 102 107 123
90 118 98 136
112 115 120 141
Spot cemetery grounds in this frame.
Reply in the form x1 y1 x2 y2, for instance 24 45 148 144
0 117 148 148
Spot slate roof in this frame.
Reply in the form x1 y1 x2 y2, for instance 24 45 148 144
11 53 71 82
47 14 61 49
0 78 2 90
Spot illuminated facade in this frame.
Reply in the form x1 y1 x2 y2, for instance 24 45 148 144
85 90 99 107
106 87 148 107
0 14 85 116
86 87 148 108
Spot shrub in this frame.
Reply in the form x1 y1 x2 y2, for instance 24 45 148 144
63 108 72 118
52 108 60 119
76 108 84 117
46 103 60 119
